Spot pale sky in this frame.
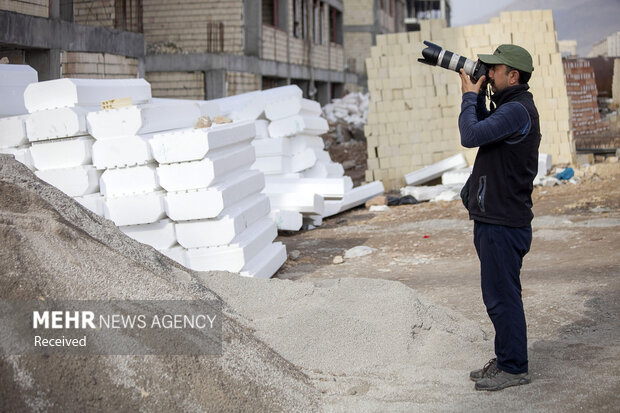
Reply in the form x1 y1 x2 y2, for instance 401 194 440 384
450 0 514 26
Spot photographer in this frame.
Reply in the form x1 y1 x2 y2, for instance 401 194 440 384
458 45 541 391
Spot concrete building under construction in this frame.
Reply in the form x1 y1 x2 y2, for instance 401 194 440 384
0 0 357 103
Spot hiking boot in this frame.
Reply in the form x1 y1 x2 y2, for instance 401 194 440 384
469 358 498 382
474 368 531 391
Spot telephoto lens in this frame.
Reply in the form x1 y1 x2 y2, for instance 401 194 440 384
418 41 488 82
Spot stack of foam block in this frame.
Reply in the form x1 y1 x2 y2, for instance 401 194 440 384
364 10 575 190
219 85 384 231
563 58 609 136
15 77 285 278
0 64 38 166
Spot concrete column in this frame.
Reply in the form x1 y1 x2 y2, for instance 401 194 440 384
317 81 329 106
26 48 61 81
49 0 60 19
205 70 227 99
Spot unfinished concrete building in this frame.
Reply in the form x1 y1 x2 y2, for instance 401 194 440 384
1 1 356 103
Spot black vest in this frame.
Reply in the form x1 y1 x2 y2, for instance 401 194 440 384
467 84 541 227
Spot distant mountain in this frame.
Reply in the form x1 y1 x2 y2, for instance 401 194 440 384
465 0 620 56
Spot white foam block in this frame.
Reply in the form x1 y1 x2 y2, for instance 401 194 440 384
404 153 467 185
184 217 278 272
255 119 270 139
25 107 95 142
211 91 260 117
264 176 353 198
268 115 329 138
35 166 101 196
151 97 222 118
150 120 256 164
252 134 324 157
86 100 201 139
303 161 344 178
267 192 325 215
441 167 472 185
322 181 385 217
157 144 255 192
160 245 187 266
229 93 267 121
100 164 160 197
0 64 38 116
74 193 105 216
104 190 166 226
175 193 270 248
537 153 552 177
0 146 34 170
265 97 322 121
252 147 317 175
92 134 153 169
120 219 177 250
165 169 264 221
269 209 303 231
24 78 151 112
30 136 94 170
240 241 287 279
0 115 28 148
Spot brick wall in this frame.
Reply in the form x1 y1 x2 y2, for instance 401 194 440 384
61 52 138 79
143 0 244 54
74 0 115 28
364 11 575 190
563 59 609 136
226 71 259 96
344 32 372 75
145 71 205 100
1 0 49 18
343 0 373 25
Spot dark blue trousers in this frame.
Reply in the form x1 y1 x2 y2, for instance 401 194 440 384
474 221 532 374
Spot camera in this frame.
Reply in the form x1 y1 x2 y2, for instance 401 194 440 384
418 41 488 82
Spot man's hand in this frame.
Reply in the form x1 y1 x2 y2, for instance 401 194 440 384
460 69 486 94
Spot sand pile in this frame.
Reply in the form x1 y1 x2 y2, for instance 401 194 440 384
0 154 319 412
1 154 496 411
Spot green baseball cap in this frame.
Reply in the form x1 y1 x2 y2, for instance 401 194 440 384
478 44 534 73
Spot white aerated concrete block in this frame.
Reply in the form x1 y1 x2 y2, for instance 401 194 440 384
175 193 270 248
268 115 329 138
35 166 101 196
267 192 325 215
24 78 151 112
104 190 166 226
120 219 177 250
74 193 105 216
92 134 153 169
160 245 187 266
0 115 27 148
264 176 353 198
184 217 278 272
270 209 303 231
165 170 264 221
405 153 467 185
157 144 255 191
25 107 94 141
30 136 94 170
0 146 34 170
240 242 287 279
0 64 38 116
86 100 201 139
265 97 322 121
100 164 160 197
150 120 256 164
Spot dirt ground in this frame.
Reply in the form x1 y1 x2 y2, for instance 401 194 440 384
274 162 620 410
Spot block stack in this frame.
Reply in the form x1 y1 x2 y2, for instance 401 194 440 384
364 10 575 190
221 85 384 231
8 75 285 278
563 59 610 136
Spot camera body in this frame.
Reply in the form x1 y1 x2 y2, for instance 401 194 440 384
418 41 489 82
